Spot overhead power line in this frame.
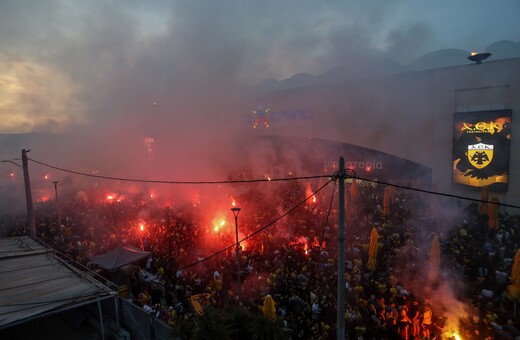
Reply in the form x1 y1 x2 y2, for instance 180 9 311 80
354 175 520 210
28 157 330 184
26 157 520 209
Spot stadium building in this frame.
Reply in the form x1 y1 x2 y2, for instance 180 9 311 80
240 46 520 211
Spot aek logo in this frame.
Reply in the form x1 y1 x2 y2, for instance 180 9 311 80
467 143 493 169
461 121 501 133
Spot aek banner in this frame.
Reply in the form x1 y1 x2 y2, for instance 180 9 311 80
452 109 512 191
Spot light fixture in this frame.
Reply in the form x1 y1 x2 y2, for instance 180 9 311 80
468 52 491 64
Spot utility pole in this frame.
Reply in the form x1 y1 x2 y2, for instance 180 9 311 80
337 156 346 339
22 149 36 238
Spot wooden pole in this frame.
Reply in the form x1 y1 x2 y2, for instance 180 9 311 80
22 149 36 238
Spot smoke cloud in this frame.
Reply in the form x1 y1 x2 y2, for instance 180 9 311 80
0 1 518 239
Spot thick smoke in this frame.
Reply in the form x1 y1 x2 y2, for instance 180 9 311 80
0 2 517 211
1 3 518 336
0 0 517 284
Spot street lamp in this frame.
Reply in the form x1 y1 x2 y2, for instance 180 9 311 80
231 207 241 303
52 181 62 241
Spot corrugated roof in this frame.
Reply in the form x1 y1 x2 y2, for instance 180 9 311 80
0 236 117 329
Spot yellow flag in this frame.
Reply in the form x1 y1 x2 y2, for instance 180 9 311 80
367 228 379 271
262 295 276 320
487 196 500 229
507 250 520 302
190 293 210 315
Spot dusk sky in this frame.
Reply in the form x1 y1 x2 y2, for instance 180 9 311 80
1 0 519 134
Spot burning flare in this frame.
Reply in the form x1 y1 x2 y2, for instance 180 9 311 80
305 182 317 203
213 219 226 232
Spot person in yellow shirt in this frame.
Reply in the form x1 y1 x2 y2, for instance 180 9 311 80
421 305 433 339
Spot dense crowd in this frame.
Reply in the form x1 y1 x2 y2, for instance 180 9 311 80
2 178 520 339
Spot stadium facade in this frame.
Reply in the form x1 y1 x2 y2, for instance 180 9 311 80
242 56 520 211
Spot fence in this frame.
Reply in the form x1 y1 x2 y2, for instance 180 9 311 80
119 298 174 340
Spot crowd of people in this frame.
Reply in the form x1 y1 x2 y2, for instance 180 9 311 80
2 177 520 339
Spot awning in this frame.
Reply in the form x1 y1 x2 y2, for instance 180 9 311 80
89 244 151 271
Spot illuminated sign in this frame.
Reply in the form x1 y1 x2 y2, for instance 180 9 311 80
452 110 512 191
247 106 315 127
323 159 383 173
251 106 271 128
270 108 315 122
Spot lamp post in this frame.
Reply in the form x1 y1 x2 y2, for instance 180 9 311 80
52 181 62 241
231 207 241 303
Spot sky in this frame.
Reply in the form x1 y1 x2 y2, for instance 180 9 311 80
0 0 519 135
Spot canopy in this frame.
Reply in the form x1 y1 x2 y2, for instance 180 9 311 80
90 244 151 271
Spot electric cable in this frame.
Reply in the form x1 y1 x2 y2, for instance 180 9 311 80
28 157 331 184
352 175 520 210
318 179 336 247
26 157 520 209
